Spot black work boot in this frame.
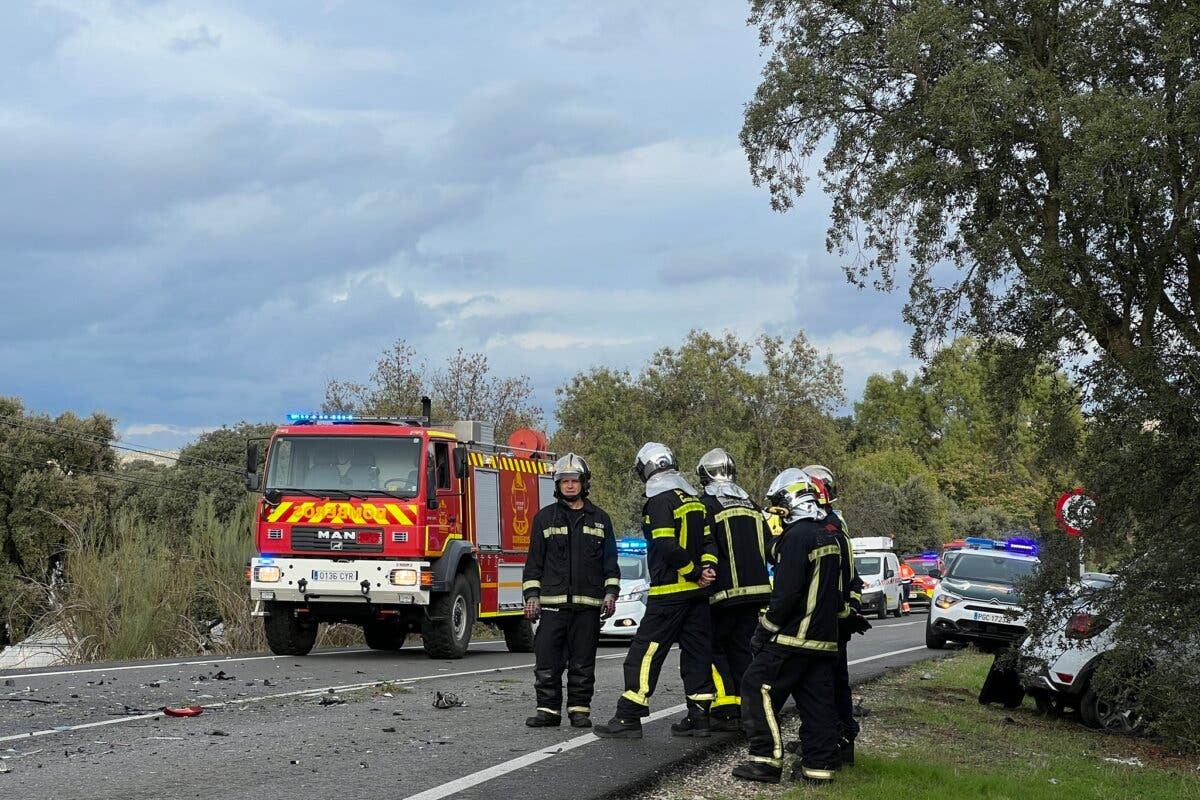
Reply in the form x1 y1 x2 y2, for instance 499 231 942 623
670 701 711 737
732 761 782 783
524 710 561 728
594 717 643 739
568 711 592 728
792 763 837 785
838 737 855 767
708 710 741 732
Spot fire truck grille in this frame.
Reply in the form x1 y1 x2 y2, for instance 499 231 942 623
289 526 385 554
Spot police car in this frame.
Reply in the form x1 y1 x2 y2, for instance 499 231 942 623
600 538 649 639
926 538 1040 650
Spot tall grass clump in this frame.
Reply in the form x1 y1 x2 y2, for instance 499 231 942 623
58 510 201 661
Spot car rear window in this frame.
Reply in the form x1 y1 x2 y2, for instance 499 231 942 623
905 559 939 576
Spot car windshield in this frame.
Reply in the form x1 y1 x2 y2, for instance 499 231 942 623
947 553 1038 584
619 555 646 581
854 556 882 576
905 559 939 576
265 435 423 495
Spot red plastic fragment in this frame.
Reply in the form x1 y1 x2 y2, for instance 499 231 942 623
161 705 204 717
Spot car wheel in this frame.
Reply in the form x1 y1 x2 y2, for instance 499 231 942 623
1079 682 1144 735
925 619 947 649
876 601 888 620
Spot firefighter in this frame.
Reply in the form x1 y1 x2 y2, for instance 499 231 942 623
695 447 771 732
732 469 843 785
595 443 718 740
803 464 870 767
522 453 621 729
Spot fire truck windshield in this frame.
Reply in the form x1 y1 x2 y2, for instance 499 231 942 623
264 435 423 496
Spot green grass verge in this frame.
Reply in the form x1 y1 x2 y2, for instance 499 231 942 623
735 653 1199 799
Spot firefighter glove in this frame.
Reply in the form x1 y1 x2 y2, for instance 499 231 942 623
750 623 769 656
600 595 616 620
840 612 872 637
524 598 541 621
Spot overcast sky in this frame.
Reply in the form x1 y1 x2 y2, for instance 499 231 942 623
3 0 918 449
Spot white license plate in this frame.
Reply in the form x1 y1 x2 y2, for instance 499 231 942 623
312 569 357 582
972 612 1008 624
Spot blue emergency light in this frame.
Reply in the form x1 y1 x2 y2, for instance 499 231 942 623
1005 537 1039 556
616 538 647 555
286 412 357 424
964 537 996 550
919 551 939 560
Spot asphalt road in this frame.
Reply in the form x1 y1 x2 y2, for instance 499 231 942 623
0 613 943 799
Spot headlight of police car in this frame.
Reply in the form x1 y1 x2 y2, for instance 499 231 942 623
254 565 282 583
934 593 962 609
389 569 418 587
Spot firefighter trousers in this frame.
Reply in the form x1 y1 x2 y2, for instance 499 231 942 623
710 603 759 719
742 644 838 779
833 640 858 741
615 598 715 719
533 605 602 715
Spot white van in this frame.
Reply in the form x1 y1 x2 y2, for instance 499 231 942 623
851 537 903 619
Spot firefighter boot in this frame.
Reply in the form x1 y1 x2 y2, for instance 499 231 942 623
670 700 711 737
594 717 643 739
731 761 782 784
568 711 592 728
525 710 561 728
791 763 836 785
838 736 855 766
709 708 741 732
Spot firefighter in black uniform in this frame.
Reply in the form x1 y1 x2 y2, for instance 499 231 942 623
595 442 718 739
522 453 620 729
787 464 871 767
695 448 771 732
733 469 844 785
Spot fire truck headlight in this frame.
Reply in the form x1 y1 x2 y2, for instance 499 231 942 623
389 569 418 587
254 565 282 583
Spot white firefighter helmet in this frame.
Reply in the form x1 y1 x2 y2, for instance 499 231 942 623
634 442 678 483
802 464 837 503
696 448 736 486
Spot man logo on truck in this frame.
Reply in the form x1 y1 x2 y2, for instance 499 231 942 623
316 530 357 541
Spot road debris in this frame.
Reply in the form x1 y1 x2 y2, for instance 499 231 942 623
161 705 204 717
432 691 463 709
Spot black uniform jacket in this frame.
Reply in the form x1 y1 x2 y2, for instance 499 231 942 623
522 499 620 609
760 515 845 654
700 491 772 607
643 488 717 604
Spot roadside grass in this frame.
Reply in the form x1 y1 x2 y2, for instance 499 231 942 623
644 652 1200 800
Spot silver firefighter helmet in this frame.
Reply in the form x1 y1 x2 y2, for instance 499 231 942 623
765 468 824 523
802 464 837 504
696 448 736 486
553 452 591 498
634 442 678 483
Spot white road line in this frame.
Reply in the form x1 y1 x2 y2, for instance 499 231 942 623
398 643 936 800
3 639 510 681
0 652 625 745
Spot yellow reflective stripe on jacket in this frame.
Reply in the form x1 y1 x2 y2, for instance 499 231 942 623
582 525 604 538
522 580 541 591
676 560 695 577
808 544 840 561
544 526 568 537
795 561 823 642
651 528 676 539
701 553 718 564
538 594 603 606
760 615 780 633
605 578 621 588
710 584 772 604
673 500 705 550
771 634 839 652
649 580 702 596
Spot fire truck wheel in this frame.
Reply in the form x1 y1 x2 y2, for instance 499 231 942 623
364 620 405 651
421 573 475 659
263 603 318 656
501 618 535 653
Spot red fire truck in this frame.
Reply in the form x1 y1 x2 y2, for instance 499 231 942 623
243 400 555 659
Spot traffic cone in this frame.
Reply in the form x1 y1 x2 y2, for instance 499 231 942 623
902 601 911 614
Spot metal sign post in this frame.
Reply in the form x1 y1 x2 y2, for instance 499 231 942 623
1055 488 1098 580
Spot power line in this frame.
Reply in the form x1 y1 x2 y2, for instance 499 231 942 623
0 452 205 498
0 415 245 475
